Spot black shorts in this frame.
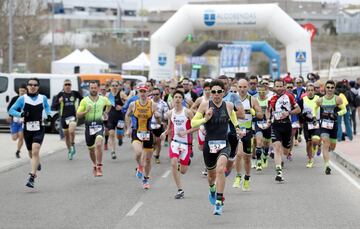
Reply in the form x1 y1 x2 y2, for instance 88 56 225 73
241 131 253 155
320 120 338 140
271 122 292 149
303 122 321 142
85 124 104 148
24 128 45 151
228 133 238 160
152 125 164 137
203 140 230 170
254 123 272 140
61 116 77 130
107 117 125 131
131 129 154 149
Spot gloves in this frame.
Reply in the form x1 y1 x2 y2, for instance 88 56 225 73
21 111 29 118
46 115 52 122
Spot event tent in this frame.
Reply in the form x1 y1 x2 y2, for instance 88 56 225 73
122 52 150 71
51 49 109 74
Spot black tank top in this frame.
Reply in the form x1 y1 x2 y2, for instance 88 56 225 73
23 94 45 130
204 101 229 141
108 91 125 119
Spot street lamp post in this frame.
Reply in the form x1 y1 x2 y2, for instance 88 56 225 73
8 0 13 73
51 0 56 62
140 0 144 53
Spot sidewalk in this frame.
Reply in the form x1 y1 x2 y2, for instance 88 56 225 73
332 134 360 178
0 130 84 173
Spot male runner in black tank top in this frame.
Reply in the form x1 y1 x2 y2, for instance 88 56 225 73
191 79 242 216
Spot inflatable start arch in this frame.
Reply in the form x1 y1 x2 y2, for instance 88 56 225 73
149 4 312 80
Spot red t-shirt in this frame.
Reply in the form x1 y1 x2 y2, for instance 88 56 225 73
268 92 297 113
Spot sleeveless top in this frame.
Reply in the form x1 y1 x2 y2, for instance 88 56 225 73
204 101 229 141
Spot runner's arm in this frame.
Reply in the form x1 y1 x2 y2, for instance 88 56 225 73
162 110 172 136
42 96 51 116
125 102 134 129
8 96 24 117
76 99 88 119
191 101 207 128
251 97 263 119
185 109 199 134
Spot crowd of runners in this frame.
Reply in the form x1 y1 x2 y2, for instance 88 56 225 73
6 73 360 215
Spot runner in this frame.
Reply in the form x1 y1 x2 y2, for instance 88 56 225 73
100 83 110 151
125 83 160 189
298 83 320 168
53 79 82 160
106 80 125 160
151 87 169 164
233 79 262 191
77 81 111 177
286 81 298 160
314 80 346 174
191 79 241 215
9 78 51 188
268 79 300 182
254 83 272 170
161 90 197 199
7 83 27 158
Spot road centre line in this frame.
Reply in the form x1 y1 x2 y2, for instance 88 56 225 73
126 201 143 217
162 170 171 178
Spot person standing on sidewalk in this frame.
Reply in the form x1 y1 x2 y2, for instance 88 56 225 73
53 79 83 160
9 78 51 188
315 80 347 175
7 83 27 158
77 81 111 177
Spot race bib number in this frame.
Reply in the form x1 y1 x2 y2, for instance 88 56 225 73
117 120 125 129
65 116 76 125
321 119 334 130
89 125 103 135
308 122 319 130
150 122 161 130
274 111 283 120
208 140 226 154
257 121 268 130
292 122 300 128
13 117 22 123
137 131 150 141
26 121 40 131
240 127 247 135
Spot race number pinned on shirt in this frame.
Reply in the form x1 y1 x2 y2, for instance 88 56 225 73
117 120 125 129
321 119 334 130
208 140 226 154
171 141 188 160
274 111 283 120
308 122 319 130
292 121 300 128
257 121 268 129
65 116 76 125
137 131 150 141
26 121 40 131
89 124 103 135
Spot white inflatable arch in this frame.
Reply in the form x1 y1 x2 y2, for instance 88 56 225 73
149 4 312 80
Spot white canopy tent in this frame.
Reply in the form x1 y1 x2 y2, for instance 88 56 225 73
51 49 109 74
122 52 150 71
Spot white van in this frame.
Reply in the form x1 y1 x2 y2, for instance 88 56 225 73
0 73 79 132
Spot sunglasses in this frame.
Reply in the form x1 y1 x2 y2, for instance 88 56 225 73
170 87 176 90
326 86 335 89
262 83 269 86
153 93 160 96
28 83 39 87
139 90 147 93
111 85 118 87
211 89 224 94
249 82 257 85
287 87 293 89
230 90 237 93
64 83 71 86
315 87 320 89
296 81 302 84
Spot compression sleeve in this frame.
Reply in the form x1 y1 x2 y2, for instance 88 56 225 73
8 96 24 117
337 103 347 116
191 112 207 128
229 110 239 127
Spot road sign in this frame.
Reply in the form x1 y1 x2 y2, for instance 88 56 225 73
296 51 306 63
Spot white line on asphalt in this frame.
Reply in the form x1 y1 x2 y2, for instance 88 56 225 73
126 201 143 217
330 161 360 191
162 170 171 178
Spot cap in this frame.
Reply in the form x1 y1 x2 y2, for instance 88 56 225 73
136 83 149 91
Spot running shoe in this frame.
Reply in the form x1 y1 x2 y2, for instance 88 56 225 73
26 173 35 188
287 153 293 161
154 156 160 164
111 151 117 160
242 179 250 192
325 166 331 175
37 163 41 171
202 168 208 177
262 155 268 168
208 185 216 205
118 138 123 146
275 169 284 182
143 178 150 189
175 190 185 199
270 151 274 159
68 150 73 160
104 143 108 151
251 158 256 169
96 164 103 177
306 159 314 168
316 147 322 156
232 175 241 188
71 146 76 155
298 135 302 143
256 160 262 171
213 200 223 215
136 166 144 179
224 167 231 177
15 150 20 159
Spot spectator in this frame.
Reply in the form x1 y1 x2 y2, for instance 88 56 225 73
293 77 306 103
335 81 353 141
283 72 293 84
349 81 359 135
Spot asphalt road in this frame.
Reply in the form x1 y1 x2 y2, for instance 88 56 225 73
0 137 360 229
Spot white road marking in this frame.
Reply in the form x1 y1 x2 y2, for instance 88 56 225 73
162 170 171 178
330 161 360 191
126 201 143 217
